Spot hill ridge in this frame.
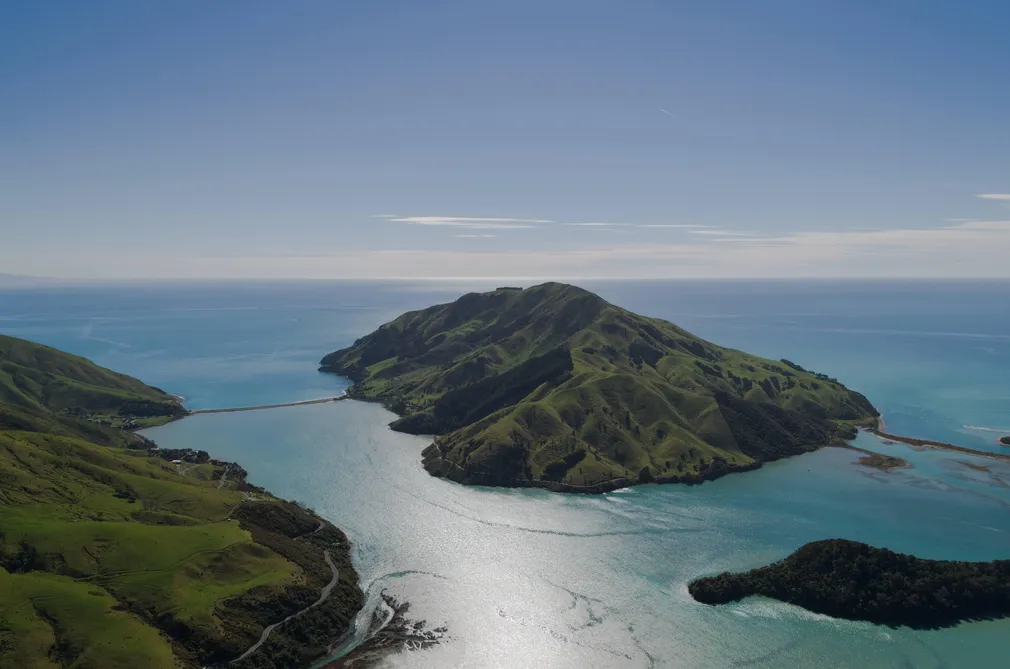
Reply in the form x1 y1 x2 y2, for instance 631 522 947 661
321 283 878 493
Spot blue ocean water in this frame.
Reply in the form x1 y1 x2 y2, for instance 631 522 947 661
3 280 1007 448
584 280 1010 453
2 280 1010 668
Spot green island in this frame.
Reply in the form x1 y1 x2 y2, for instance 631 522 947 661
0 335 363 669
320 283 879 493
1001 436 1010 446
688 539 1010 628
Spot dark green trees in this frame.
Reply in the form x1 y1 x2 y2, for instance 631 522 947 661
690 539 1010 628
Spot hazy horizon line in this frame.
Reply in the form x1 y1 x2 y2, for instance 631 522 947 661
5 273 1010 285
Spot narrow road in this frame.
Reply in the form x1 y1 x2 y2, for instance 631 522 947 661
293 520 326 540
216 465 230 490
230 549 340 664
191 395 346 415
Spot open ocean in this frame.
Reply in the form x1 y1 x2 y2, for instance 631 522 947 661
2 279 1009 668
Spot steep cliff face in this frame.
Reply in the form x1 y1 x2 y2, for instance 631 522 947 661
322 283 878 492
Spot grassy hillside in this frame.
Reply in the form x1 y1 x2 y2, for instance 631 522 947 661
321 283 878 492
0 334 186 430
0 336 363 669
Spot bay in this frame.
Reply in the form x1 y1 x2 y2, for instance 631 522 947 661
3 280 1009 667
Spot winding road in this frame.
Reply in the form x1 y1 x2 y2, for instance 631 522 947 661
230 549 340 664
182 394 349 664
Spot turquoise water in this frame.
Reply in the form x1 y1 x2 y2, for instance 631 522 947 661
2 280 1010 667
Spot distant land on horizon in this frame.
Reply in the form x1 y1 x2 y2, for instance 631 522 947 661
0 273 59 287
7 274 1010 286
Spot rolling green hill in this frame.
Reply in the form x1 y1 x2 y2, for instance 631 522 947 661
0 334 186 436
321 283 878 492
0 336 362 669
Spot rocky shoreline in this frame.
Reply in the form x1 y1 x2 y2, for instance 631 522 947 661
324 594 446 668
420 441 767 494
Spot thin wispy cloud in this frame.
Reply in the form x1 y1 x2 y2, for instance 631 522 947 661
21 217 1010 279
378 215 722 232
715 219 1010 249
383 215 551 229
387 216 553 224
949 220 1010 231
659 108 675 117
565 222 711 229
688 230 764 237
639 224 715 229
976 194 1010 201
440 222 538 229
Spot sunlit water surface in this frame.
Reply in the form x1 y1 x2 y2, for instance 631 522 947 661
2 280 1009 668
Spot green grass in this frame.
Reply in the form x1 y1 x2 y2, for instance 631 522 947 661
0 568 177 669
0 336 363 668
321 282 878 490
0 431 245 520
0 429 315 666
0 334 184 424
0 433 300 633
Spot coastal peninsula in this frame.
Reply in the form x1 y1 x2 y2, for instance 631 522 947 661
1001 436 1010 446
689 539 1010 629
320 283 879 493
870 420 1010 463
0 335 363 669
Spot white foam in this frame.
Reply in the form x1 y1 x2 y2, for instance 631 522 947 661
731 598 839 624
963 425 1010 434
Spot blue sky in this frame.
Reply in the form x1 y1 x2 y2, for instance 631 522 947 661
3 0 1010 279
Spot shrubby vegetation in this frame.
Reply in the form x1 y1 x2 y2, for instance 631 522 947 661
322 283 878 492
780 358 841 384
689 539 1010 628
